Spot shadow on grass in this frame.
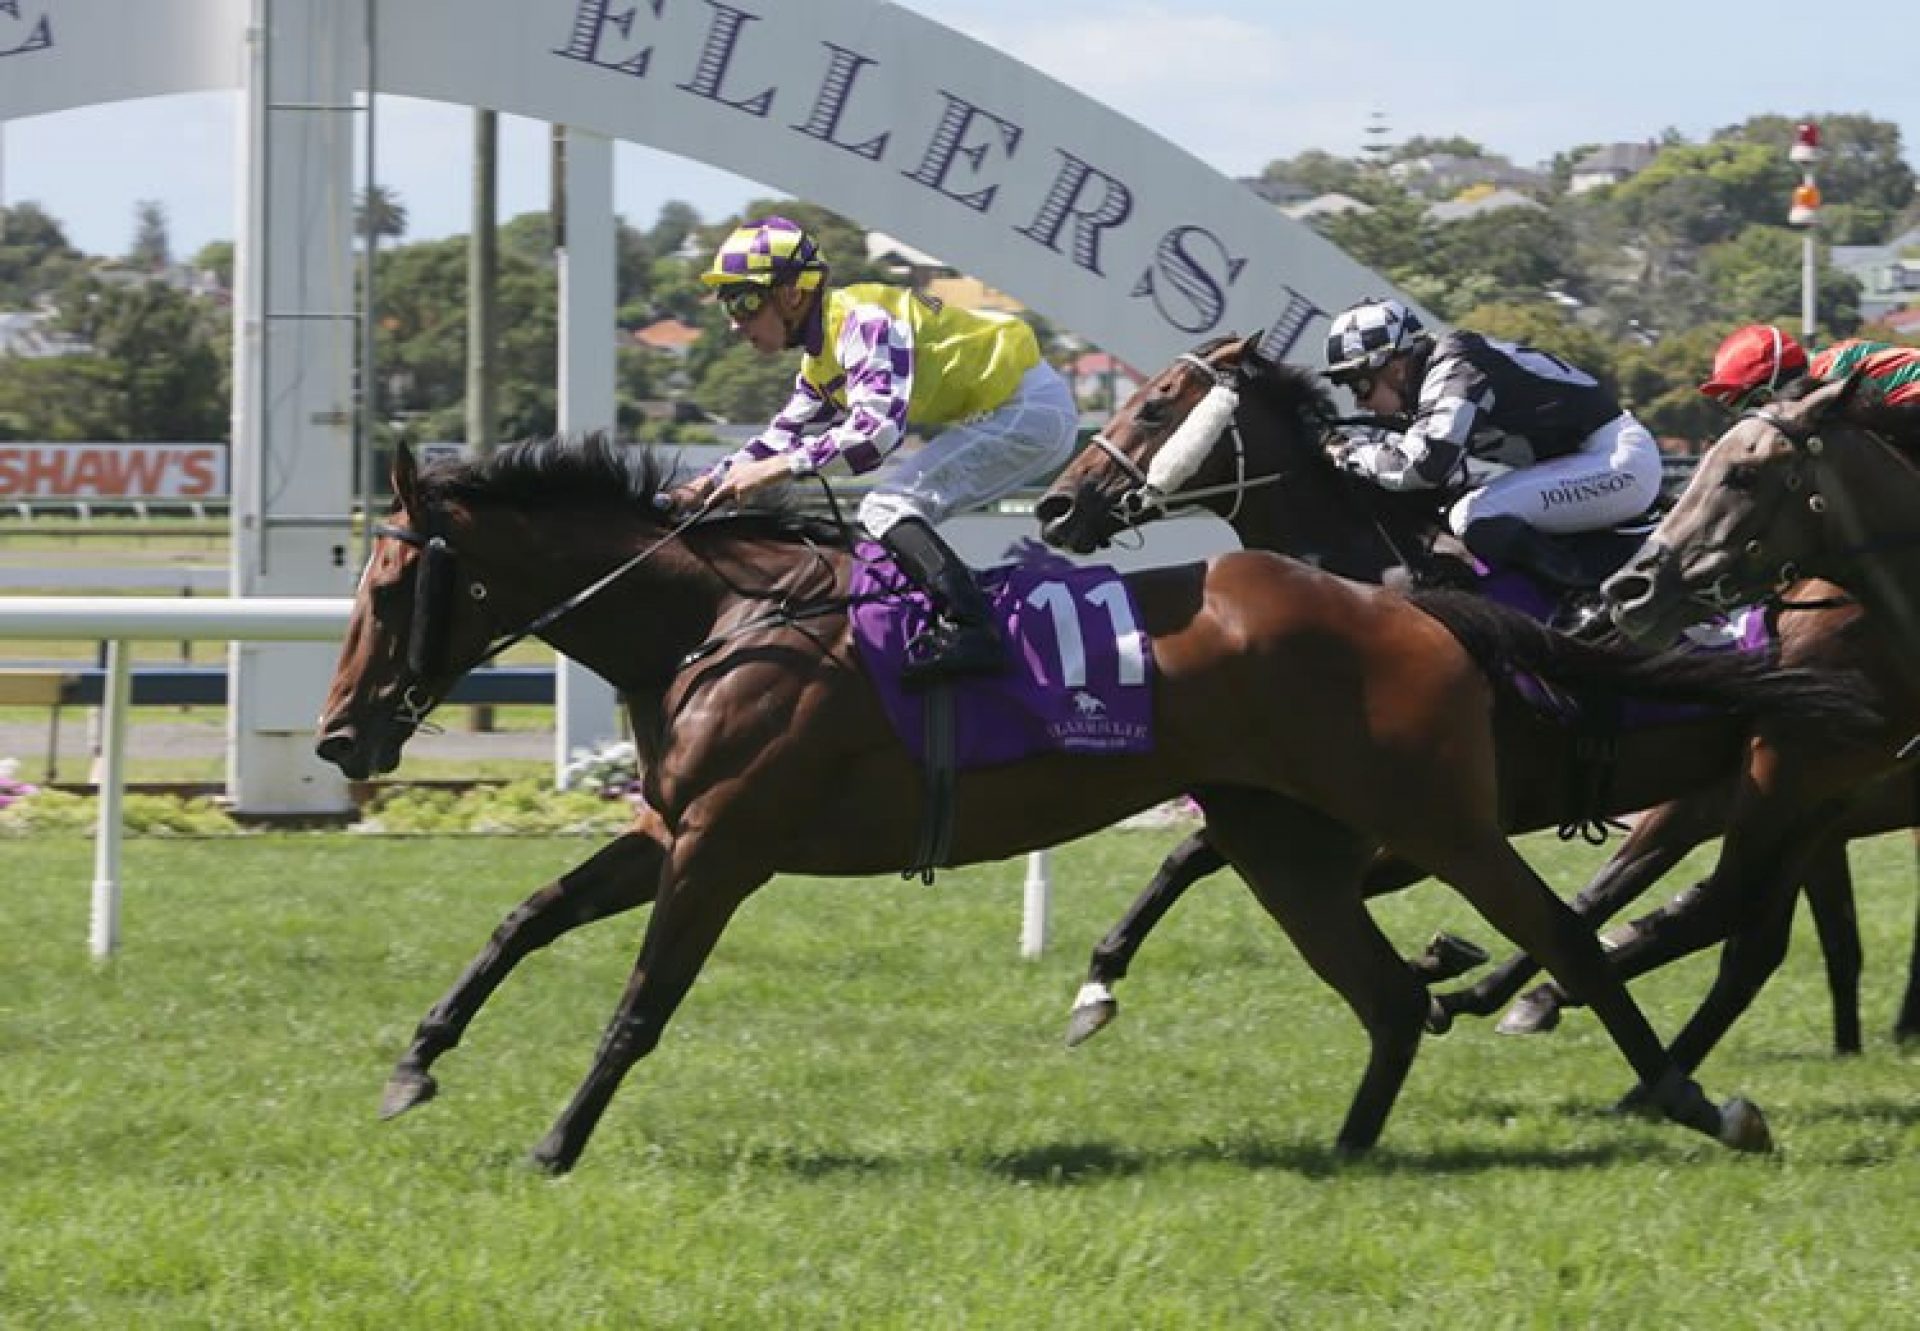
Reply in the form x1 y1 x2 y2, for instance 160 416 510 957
976 1136 1638 1186
698 1133 1650 1187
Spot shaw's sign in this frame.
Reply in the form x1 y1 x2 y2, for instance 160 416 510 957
0 443 227 499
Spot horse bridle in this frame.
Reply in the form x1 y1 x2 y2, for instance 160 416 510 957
1088 351 1278 527
369 506 703 725
1694 406 1920 611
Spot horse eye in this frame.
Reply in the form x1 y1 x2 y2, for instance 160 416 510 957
1137 399 1170 427
1723 465 1759 492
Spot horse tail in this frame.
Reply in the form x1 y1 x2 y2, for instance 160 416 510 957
1406 588 1883 737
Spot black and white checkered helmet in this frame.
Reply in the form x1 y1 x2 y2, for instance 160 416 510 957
1323 298 1425 379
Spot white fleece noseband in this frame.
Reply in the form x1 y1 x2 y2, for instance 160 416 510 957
1145 379 1241 494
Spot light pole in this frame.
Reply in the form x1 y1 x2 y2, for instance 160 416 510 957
1788 121 1821 344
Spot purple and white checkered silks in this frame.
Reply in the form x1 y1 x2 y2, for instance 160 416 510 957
1325 298 1424 375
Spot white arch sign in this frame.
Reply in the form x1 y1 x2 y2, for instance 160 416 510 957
2 0 1403 370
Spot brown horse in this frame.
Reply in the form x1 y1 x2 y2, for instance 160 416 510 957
314 437 1853 1171
1607 373 1920 658
1038 337 1920 1055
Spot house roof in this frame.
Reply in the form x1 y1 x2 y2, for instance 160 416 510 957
1070 351 1144 379
866 231 949 270
1426 189 1545 223
1281 192 1374 221
1571 142 1659 177
923 274 1024 314
632 318 702 351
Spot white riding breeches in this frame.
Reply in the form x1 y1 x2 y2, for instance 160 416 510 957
1448 412 1663 538
856 362 1079 537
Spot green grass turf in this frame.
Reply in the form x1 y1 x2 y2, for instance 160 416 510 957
4 828 1919 1327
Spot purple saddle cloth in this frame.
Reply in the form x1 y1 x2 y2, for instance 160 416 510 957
849 542 1154 769
1475 563 1772 726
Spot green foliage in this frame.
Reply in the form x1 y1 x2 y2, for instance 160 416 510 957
0 202 85 305
0 789 242 838
355 779 634 837
0 274 227 440
128 200 171 271
694 339 803 424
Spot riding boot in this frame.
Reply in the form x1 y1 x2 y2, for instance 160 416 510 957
877 516 1005 686
1461 515 1589 590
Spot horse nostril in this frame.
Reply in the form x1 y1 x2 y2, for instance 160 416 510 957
315 730 358 767
1034 493 1072 526
1602 571 1650 607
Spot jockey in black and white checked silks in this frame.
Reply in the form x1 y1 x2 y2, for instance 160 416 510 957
1325 298 1426 378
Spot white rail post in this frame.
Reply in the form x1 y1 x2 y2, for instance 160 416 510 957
90 639 131 960
1021 849 1050 959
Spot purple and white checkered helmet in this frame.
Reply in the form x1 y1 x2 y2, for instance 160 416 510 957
701 216 828 292
1323 298 1426 379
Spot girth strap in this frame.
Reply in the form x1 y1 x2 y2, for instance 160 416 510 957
905 683 957 884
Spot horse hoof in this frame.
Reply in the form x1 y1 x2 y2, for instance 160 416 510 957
526 1137 576 1176
1495 991 1562 1036
1423 932 1490 980
1424 996 1453 1036
1717 1096 1773 1153
1065 982 1117 1049
379 1068 439 1120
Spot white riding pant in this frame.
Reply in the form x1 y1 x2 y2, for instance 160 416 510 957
857 362 1079 536
1448 412 1663 538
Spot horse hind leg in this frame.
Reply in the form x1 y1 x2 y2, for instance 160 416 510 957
1067 830 1226 1048
1195 789 1427 1156
382 824 665 1120
1799 838 1863 1054
1898 828 1920 1043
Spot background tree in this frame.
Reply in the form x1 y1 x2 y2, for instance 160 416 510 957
2 274 228 439
354 185 410 245
190 240 234 290
0 203 84 305
1698 226 1862 336
129 200 171 271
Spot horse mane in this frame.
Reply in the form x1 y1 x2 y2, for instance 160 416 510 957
419 432 850 546
1777 376 1920 463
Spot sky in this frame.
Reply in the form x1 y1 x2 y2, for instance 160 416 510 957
4 0 1918 260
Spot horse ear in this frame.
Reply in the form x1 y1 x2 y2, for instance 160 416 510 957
1804 368 1867 423
392 439 420 511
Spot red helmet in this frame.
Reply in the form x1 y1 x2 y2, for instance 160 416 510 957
1699 325 1808 405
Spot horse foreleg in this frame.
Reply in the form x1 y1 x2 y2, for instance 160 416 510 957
1067 830 1226 1048
1420 833 1765 1152
1660 880 1801 1078
529 857 763 1175
1799 838 1863 1054
382 824 665 1120
1440 793 1723 1030
1196 789 1425 1156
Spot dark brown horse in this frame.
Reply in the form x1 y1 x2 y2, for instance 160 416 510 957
314 438 1857 1171
1038 338 1920 1056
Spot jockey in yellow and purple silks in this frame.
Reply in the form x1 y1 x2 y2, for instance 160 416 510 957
673 216 1077 686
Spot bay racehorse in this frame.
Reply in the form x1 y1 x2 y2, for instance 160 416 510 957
313 438 1856 1171
1037 337 1920 1057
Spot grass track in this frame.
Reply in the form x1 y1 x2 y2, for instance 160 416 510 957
4 829 1920 1328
